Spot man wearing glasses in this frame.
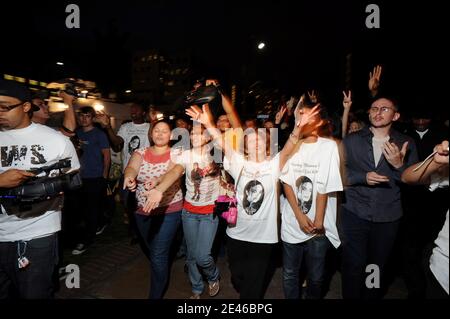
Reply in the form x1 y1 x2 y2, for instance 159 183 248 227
340 96 419 299
0 80 80 299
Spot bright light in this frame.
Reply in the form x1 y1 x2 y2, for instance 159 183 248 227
56 62 64 66
156 112 164 120
81 90 88 94
125 89 132 94
257 42 265 50
93 102 105 112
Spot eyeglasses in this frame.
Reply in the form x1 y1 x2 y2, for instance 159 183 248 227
369 106 396 113
0 102 24 113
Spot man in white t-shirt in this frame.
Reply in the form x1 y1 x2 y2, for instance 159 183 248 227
95 103 150 233
401 140 449 298
0 80 80 298
280 132 343 299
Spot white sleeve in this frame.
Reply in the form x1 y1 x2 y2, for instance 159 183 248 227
117 124 126 139
429 173 449 192
60 136 80 172
279 156 295 187
316 142 343 194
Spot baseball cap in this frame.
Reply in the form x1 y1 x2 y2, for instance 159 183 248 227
0 79 40 111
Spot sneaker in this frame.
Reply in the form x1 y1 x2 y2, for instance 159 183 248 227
72 243 87 255
208 280 220 297
96 224 107 236
189 293 201 299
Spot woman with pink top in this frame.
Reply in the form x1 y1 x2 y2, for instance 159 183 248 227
123 119 183 299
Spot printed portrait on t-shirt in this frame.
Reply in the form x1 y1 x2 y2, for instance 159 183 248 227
128 136 141 154
190 161 220 202
296 176 313 214
243 180 265 215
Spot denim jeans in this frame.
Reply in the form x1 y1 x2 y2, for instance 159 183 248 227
340 207 399 299
135 211 181 299
0 233 59 299
282 235 331 299
182 210 220 295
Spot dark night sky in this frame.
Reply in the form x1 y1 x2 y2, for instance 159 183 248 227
0 0 448 116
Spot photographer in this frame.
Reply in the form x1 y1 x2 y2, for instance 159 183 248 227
0 80 80 299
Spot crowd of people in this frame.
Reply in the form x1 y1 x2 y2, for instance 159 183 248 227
0 65 448 300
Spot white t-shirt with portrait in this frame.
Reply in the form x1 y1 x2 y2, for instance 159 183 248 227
0 123 80 242
117 122 150 170
429 173 449 294
280 137 343 248
174 147 221 207
224 152 280 244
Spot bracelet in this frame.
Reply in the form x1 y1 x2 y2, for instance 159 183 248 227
289 133 299 145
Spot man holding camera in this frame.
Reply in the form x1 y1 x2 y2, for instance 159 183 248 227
0 80 80 299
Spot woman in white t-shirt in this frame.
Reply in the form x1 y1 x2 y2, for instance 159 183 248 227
142 124 221 299
123 120 183 299
183 103 320 299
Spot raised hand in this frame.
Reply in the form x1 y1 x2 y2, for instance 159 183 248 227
94 111 111 128
296 104 321 129
383 141 408 169
433 140 449 165
369 65 382 95
59 91 76 105
185 104 215 128
342 90 352 110
275 105 287 125
307 90 318 104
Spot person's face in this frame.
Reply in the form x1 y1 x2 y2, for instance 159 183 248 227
412 118 431 132
217 115 231 131
78 112 94 127
349 121 363 134
368 98 399 128
130 138 140 149
246 131 267 159
299 182 313 203
151 122 171 147
190 125 209 148
264 121 275 129
247 184 263 202
31 98 50 124
0 96 31 131
297 107 322 136
245 120 256 129
130 104 145 122
176 119 189 129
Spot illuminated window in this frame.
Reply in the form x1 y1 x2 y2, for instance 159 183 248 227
29 80 39 85
3 74 14 80
40 82 47 87
15 77 26 83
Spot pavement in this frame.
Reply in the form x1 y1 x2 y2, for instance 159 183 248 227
55 204 408 299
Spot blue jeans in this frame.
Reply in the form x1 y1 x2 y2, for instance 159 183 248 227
135 211 181 299
282 235 331 299
182 210 220 294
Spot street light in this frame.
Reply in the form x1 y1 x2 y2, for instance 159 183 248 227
257 42 265 50
125 89 132 94
56 62 64 66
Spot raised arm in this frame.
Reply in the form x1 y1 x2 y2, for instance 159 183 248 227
368 65 382 98
207 79 242 129
59 91 77 135
341 90 352 138
278 104 321 171
95 112 125 153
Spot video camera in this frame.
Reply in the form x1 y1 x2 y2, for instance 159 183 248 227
46 78 86 98
0 159 82 218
